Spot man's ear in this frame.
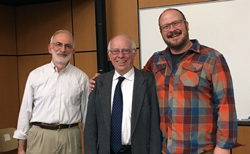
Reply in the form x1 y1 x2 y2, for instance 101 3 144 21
185 21 189 31
48 44 52 54
133 49 137 60
107 50 111 60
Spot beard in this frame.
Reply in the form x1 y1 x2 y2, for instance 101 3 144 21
163 28 189 51
51 49 72 65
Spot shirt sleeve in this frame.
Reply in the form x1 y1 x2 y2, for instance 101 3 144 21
212 54 238 148
143 54 155 73
13 73 34 140
80 74 90 129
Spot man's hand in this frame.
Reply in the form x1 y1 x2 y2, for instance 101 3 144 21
89 73 100 92
17 139 26 154
213 146 230 154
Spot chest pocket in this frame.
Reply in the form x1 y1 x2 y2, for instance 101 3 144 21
180 63 203 87
153 63 167 84
154 63 166 73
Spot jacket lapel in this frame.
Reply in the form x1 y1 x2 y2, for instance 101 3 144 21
99 70 114 137
131 68 146 136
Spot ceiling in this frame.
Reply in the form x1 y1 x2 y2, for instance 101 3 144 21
0 0 63 6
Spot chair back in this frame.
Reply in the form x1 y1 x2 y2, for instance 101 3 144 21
0 128 17 152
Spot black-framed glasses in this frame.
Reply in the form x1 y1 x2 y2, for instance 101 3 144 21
51 42 73 51
160 20 186 32
109 48 135 55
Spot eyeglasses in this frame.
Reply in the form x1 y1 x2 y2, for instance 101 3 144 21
160 20 186 32
51 42 73 51
108 48 135 55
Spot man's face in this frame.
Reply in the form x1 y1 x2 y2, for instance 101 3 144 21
159 10 190 51
108 35 136 75
48 33 74 66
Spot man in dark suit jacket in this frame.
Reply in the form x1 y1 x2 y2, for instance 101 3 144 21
84 34 161 154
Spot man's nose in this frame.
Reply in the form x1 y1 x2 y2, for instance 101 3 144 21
168 24 176 31
59 45 66 51
117 50 125 57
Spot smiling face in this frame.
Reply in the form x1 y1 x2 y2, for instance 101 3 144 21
108 35 136 76
159 9 190 52
48 32 75 67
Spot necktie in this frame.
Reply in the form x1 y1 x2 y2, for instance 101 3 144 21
110 76 125 153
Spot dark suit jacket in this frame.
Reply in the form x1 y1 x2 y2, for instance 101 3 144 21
84 67 161 154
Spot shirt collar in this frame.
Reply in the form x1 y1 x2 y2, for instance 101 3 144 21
160 39 201 55
50 61 71 73
189 39 201 54
113 67 134 81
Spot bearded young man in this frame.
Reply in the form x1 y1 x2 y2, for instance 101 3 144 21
143 8 239 154
14 30 89 154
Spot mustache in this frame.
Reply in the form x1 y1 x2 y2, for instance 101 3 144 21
57 52 68 56
167 29 182 38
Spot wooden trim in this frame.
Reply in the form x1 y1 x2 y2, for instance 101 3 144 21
138 0 217 9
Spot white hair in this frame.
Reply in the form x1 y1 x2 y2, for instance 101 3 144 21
50 30 75 48
107 34 136 51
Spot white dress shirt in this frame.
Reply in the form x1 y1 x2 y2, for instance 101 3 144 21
14 62 89 140
111 67 134 145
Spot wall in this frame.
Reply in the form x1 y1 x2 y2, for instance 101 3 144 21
0 5 19 129
138 0 250 153
0 0 140 153
0 4 19 154
2 0 217 131
15 0 141 101
138 0 216 8
232 125 250 154
3 0 244 153
139 0 250 120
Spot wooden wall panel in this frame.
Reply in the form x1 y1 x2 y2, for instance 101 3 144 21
72 0 96 51
74 50 140 79
0 5 16 55
138 0 217 9
0 57 19 128
17 55 51 102
106 0 139 47
232 126 250 154
3 149 17 154
15 0 72 55
134 49 140 69
74 52 97 79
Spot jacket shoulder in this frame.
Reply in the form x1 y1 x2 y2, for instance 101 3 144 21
135 68 154 80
